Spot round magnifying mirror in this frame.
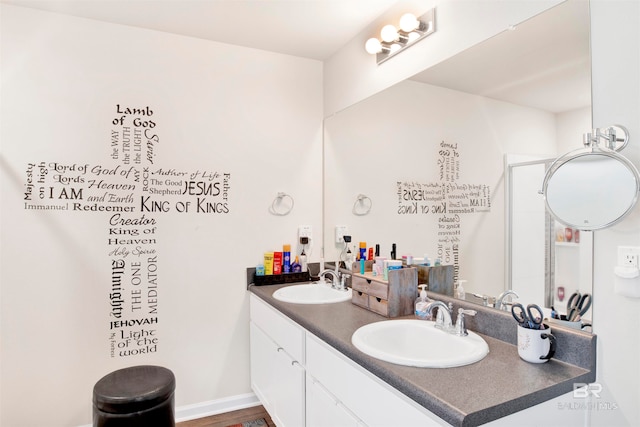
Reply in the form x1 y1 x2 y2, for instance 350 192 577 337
542 147 640 230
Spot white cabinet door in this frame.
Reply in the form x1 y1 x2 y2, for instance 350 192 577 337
250 321 305 427
274 347 305 427
250 321 278 417
306 374 362 427
250 295 306 427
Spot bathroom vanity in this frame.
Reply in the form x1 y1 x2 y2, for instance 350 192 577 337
249 282 596 427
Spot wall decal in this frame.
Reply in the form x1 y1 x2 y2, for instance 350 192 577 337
396 141 491 284
20 104 233 358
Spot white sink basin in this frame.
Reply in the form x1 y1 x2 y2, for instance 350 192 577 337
273 282 352 304
352 319 489 368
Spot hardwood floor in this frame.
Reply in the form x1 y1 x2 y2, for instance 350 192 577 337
177 405 275 427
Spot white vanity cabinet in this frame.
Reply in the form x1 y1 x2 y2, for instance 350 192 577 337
305 334 447 427
249 295 305 427
250 294 447 427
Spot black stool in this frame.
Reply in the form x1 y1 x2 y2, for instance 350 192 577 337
93 365 175 427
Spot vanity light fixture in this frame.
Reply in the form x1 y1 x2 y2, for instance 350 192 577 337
365 8 436 65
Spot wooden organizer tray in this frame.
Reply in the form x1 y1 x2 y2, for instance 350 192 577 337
350 266 417 318
349 262 454 317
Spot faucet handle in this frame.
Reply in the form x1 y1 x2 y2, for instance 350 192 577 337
455 308 477 336
340 274 351 291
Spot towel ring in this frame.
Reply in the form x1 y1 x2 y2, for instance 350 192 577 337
270 192 294 216
352 194 372 216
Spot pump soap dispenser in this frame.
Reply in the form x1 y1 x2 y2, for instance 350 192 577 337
415 285 432 320
456 280 467 300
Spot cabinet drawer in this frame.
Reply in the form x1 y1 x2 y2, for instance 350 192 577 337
250 294 304 362
351 290 369 308
351 275 388 299
368 295 389 316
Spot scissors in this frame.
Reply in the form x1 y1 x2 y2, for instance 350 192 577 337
567 292 592 321
511 303 544 329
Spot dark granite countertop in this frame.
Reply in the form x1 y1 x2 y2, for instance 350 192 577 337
248 282 596 427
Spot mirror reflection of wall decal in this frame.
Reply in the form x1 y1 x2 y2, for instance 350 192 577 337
395 142 491 284
542 125 640 230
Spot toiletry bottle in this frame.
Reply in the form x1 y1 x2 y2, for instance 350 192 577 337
273 251 283 275
359 242 367 261
283 244 291 273
291 256 301 273
456 279 467 300
391 243 397 260
300 249 308 273
264 252 274 275
415 285 432 320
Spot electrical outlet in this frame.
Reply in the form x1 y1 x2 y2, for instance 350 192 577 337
298 225 312 241
335 225 349 243
618 246 640 268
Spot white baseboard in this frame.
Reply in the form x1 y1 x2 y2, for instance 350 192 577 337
78 392 261 426
175 392 261 422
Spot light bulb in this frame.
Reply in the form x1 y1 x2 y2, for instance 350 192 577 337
365 38 382 54
399 13 419 32
380 24 399 43
389 43 402 53
407 32 420 43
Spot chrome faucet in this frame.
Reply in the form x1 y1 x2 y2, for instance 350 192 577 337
472 293 491 307
338 273 350 292
319 269 340 289
426 301 477 336
495 290 519 311
426 301 454 331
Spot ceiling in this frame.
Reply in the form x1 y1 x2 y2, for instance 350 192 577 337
411 0 591 113
2 0 592 113
1 0 399 60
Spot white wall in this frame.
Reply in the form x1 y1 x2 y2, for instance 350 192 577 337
0 5 322 426
557 106 593 154
590 0 640 425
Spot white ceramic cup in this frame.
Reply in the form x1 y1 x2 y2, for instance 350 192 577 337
517 324 556 363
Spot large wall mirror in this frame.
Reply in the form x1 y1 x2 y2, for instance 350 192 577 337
323 0 594 328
